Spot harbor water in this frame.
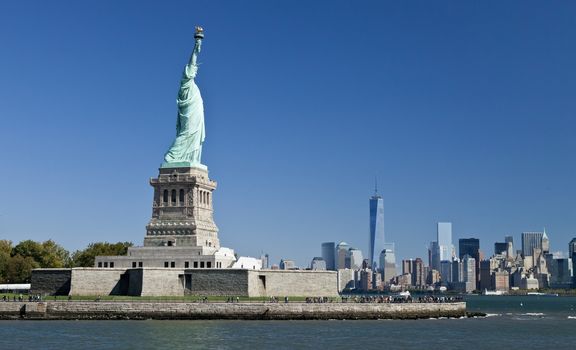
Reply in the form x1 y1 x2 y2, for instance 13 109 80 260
1 295 575 349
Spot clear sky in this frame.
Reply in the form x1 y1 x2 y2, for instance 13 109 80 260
1 1 575 267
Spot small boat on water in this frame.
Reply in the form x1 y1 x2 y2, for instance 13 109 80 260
483 289 506 296
527 292 559 297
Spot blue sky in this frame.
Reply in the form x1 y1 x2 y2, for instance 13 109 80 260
0 1 575 266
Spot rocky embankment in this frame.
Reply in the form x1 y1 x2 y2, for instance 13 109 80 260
0 301 466 320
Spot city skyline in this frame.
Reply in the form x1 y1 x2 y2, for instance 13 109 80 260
1 1 575 267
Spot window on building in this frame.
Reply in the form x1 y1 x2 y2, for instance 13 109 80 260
193 261 198 268
185 261 189 268
171 189 176 204
138 262 143 268
163 190 168 204
110 262 114 268
171 261 175 268
164 261 169 268
207 262 211 268
104 262 108 268
179 189 185 204
98 262 102 268
132 262 137 268
200 261 205 268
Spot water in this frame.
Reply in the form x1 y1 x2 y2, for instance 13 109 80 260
1 296 575 349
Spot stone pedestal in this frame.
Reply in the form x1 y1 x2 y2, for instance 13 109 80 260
144 166 219 249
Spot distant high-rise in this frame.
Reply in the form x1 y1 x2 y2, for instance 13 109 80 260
494 242 507 255
346 248 363 270
570 238 576 288
260 253 269 269
459 238 480 260
437 222 453 262
279 259 296 270
310 257 326 270
369 187 385 270
569 238 576 255
541 231 550 253
440 260 453 285
321 242 336 270
402 259 413 276
458 238 480 289
522 232 544 257
336 242 350 269
413 258 424 287
379 243 396 284
429 241 440 271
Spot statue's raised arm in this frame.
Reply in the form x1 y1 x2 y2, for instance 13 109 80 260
185 26 204 79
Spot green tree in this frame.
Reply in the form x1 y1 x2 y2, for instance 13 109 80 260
0 240 12 255
11 239 70 268
4 254 39 283
12 240 43 261
40 240 71 268
0 240 14 283
71 242 133 267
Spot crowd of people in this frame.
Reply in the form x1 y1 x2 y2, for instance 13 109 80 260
340 295 464 303
2 294 43 302
2 294 463 304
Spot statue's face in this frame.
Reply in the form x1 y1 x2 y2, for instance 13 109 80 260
189 65 198 77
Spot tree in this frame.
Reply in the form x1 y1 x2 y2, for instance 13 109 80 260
11 239 70 268
71 242 133 267
0 248 11 283
41 240 71 268
4 254 39 283
12 240 43 261
0 240 12 255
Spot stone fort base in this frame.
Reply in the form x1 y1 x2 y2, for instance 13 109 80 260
31 268 338 298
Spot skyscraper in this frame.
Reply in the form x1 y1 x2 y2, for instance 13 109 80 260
437 222 453 262
429 241 440 271
379 243 396 284
541 231 550 253
369 188 384 270
494 242 507 255
459 238 480 260
321 242 336 270
346 248 364 270
336 242 350 270
413 258 424 287
458 238 480 289
260 253 269 269
522 232 544 257
310 257 327 270
569 238 576 256
569 238 576 288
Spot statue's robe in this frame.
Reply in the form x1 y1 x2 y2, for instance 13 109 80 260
163 63 205 166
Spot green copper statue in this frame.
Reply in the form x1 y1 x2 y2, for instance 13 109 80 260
162 26 207 169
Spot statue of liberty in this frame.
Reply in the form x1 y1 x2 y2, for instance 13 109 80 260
162 26 206 169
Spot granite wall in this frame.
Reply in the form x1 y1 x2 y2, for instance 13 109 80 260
30 269 71 296
69 268 129 296
31 268 338 297
139 269 185 296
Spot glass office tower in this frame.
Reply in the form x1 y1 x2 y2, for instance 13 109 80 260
369 192 385 270
437 222 453 262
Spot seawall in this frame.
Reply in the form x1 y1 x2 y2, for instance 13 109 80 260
0 301 466 320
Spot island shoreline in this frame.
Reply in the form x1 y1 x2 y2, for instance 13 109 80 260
0 301 467 320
